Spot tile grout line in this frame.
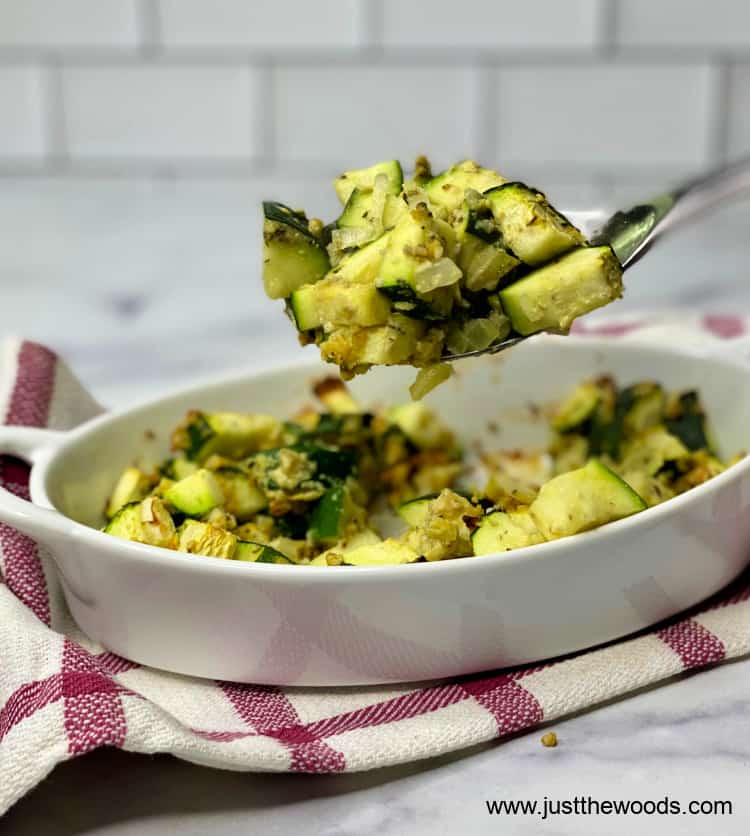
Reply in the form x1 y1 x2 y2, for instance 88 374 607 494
359 0 381 50
3 46 748 67
709 57 732 163
475 61 496 164
598 0 619 59
136 0 162 58
254 58 276 168
0 156 704 179
40 57 68 170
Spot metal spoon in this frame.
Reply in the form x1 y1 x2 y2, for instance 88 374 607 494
442 155 750 361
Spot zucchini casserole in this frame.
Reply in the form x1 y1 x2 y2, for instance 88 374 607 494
101 376 738 566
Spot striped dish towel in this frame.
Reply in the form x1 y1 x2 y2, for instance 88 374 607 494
2 317 750 814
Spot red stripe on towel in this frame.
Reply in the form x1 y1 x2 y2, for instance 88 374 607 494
461 673 544 734
0 342 58 625
62 639 127 755
220 682 346 772
657 619 725 669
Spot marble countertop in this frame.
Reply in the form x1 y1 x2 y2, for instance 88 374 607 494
3 179 750 834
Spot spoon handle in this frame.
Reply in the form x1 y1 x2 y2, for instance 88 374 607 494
591 154 750 269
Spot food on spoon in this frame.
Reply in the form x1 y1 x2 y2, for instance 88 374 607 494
499 247 623 336
102 375 738 564
261 157 624 386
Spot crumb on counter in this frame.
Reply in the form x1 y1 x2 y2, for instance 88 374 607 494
541 732 558 748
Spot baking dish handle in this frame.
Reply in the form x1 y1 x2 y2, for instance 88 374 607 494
0 425 71 539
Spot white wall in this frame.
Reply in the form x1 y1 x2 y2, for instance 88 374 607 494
0 0 748 200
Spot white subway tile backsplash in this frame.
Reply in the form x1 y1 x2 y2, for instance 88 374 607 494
0 3 744 180
159 0 361 49
274 65 478 168
62 66 260 161
617 0 750 48
493 64 714 168
0 67 46 157
0 0 139 49
381 0 601 50
726 65 750 158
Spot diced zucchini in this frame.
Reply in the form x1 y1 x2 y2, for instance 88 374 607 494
409 363 453 400
621 382 665 436
383 193 409 228
377 424 412 468
308 483 361 545
161 458 199 482
587 377 619 458
588 380 662 459
397 489 472 527
401 489 479 561
337 188 407 231
255 442 356 488
290 278 391 331
313 378 359 415
296 442 357 482
328 231 392 284
309 528 382 566
330 179 405 258
499 246 623 336
444 310 511 357
263 202 329 299
375 203 444 282
334 160 403 204
288 284 319 330
620 471 675 508
552 382 601 433
106 467 152 518
213 467 267 521
471 511 545 555
203 506 238 530
529 459 647 540
309 413 371 448
550 433 588 474
164 469 224 517
235 540 292 564
104 497 176 549
397 493 438 526
172 411 282 462
426 160 506 212
177 520 237 559
319 315 428 371
386 401 455 450
618 427 688 476
664 391 713 452
337 187 374 229
379 285 454 321
456 230 519 292
149 476 175 498
375 207 454 320
671 450 725 493
483 450 552 505
484 183 585 266
341 538 420 566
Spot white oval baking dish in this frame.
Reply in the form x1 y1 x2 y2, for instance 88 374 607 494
1 335 750 686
